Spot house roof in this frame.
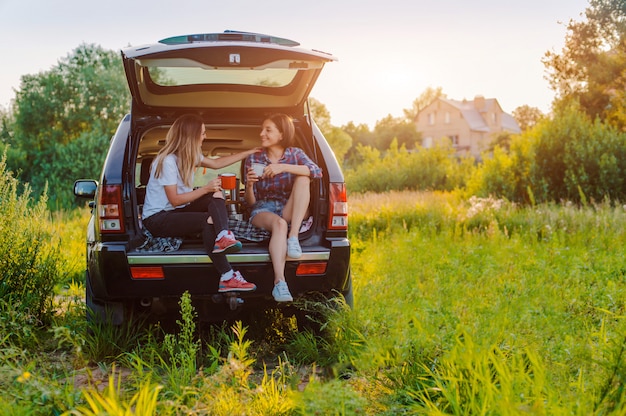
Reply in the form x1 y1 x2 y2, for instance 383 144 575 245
501 113 521 132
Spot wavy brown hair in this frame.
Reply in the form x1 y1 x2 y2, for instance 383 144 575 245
154 114 204 188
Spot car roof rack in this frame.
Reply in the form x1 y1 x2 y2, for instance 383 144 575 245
159 30 300 47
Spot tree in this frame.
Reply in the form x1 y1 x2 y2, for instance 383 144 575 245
341 121 373 166
512 105 544 131
543 0 626 127
0 106 12 152
373 114 422 150
0 109 24 175
308 97 332 134
342 121 374 147
9 43 130 208
309 97 353 163
403 86 446 122
325 127 352 164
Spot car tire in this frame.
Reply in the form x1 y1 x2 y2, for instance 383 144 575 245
342 270 354 309
85 271 125 326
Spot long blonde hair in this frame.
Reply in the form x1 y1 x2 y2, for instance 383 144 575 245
154 114 203 188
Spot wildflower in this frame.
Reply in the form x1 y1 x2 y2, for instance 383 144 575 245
17 371 31 383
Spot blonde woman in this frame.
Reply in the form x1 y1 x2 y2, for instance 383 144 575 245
142 114 258 292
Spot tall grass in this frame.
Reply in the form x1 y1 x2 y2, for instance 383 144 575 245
2 189 626 414
347 191 626 413
0 152 64 333
50 209 90 287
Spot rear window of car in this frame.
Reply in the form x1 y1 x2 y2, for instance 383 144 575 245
149 66 297 88
143 56 324 89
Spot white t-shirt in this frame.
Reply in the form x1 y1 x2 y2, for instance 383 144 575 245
142 154 193 219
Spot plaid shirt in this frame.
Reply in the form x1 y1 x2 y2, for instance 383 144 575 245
244 147 323 205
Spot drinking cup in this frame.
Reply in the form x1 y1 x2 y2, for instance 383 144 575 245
219 173 237 189
251 163 265 178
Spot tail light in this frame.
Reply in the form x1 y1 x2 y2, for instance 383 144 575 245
328 182 348 230
98 185 125 234
296 262 328 276
130 266 165 280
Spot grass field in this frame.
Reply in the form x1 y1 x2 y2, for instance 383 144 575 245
1 191 625 414
349 192 626 414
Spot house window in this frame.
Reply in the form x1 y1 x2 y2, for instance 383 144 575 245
445 112 450 124
428 113 435 125
450 135 459 146
423 137 433 149
492 113 497 123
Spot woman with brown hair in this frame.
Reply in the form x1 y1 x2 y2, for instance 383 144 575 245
244 113 322 302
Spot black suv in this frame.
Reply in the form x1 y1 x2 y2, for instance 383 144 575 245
74 31 351 324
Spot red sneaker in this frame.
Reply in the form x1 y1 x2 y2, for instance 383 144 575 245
219 271 256 292
213 232 242 253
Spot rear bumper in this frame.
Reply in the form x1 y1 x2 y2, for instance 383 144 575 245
88 239 350 302
127 250 330 265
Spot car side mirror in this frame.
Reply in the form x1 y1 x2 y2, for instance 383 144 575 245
74 180 98 198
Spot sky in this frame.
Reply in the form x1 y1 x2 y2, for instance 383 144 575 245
0 0 589 128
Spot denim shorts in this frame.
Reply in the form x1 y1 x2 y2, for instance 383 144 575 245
250 200 284 219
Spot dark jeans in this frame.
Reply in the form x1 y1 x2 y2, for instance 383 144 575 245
143 194 231 274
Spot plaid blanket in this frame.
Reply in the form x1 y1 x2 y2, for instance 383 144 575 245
136 219 270 253
136 229 183 252
228 218 271 242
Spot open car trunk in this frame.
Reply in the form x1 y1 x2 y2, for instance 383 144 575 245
128 119 329 258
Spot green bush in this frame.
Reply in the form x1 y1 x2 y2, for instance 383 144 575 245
345 139 475 194
0 153 61 328
468 103 626 204
465 140 533 203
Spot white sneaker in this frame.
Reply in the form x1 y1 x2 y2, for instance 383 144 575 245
287 236 302 259
272 280 293 302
